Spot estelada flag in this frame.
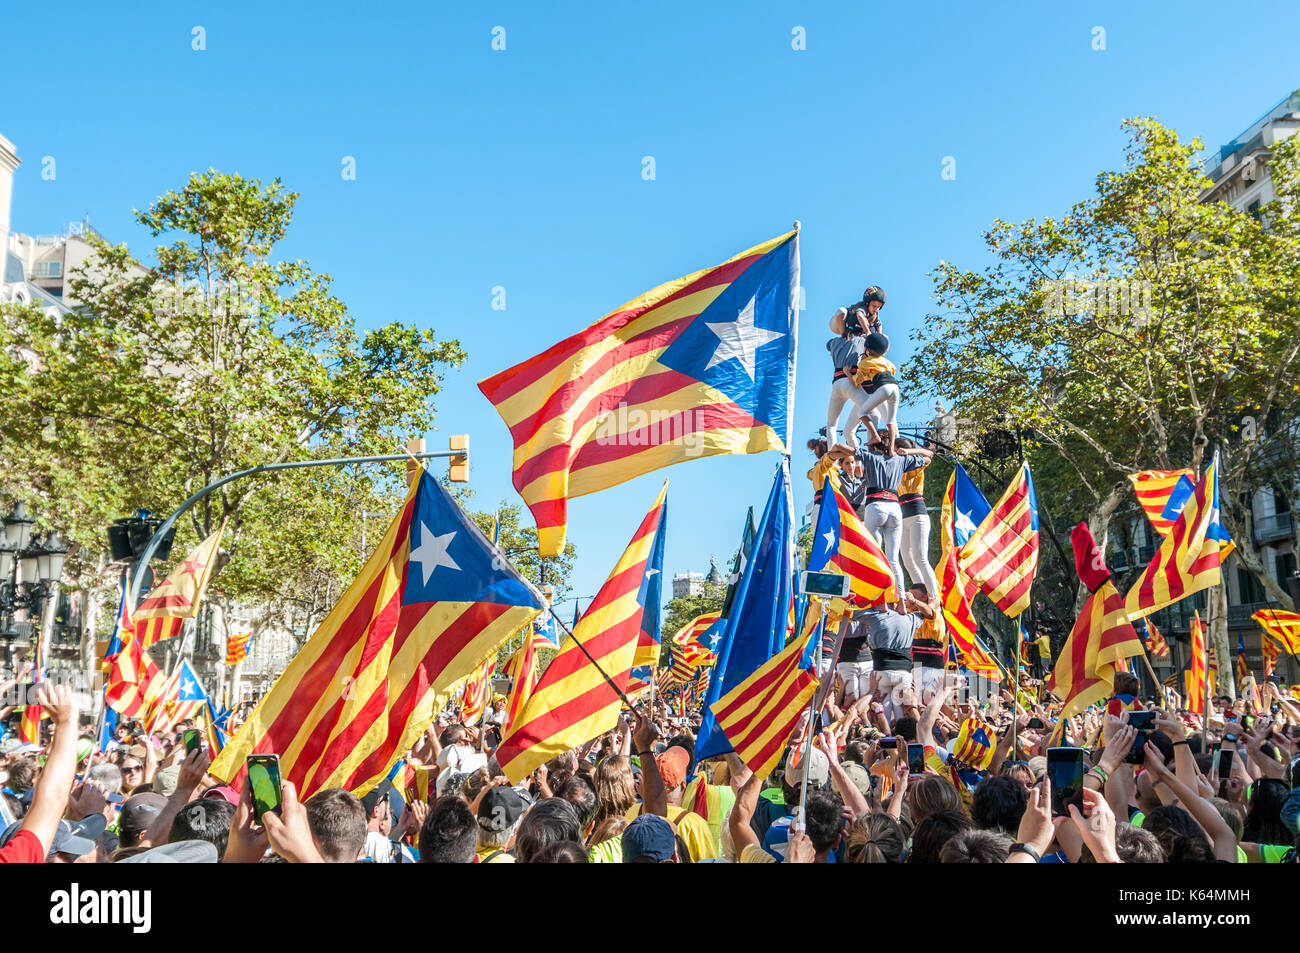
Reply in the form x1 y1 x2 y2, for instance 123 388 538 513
210 469 545 799
495 483 668 783
146 658 208 735
672 611 721 646
938 472 1000 680
807 476 896 606
1045 524 1144 724
479 231 798 556
1124 454 1231 623
132 523 225 650
225 631 252 665
959 462 1039 618
1254 608 1300 655
1186 611 1209 715
1129 469 1196 537
710 628 818 780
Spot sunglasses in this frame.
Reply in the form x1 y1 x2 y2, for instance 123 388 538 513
123 764 143 772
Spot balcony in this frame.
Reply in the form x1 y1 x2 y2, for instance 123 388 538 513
1253 511 1293 544
1228 600 1280 628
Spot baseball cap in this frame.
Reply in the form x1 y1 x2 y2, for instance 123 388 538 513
784 746 830 788
153 764 181 797
201 784 239 806
360 778 394 817
49 815 107 858
621 813 675 862
477 787 527 832
655 746 690 789
840 762 873 798
119 793 168 839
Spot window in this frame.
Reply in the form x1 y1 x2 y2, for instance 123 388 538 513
1247 200 1262 221
1238 566 1265 604
1273 484 1290 515
1277 551 1297 589
32 260 62 278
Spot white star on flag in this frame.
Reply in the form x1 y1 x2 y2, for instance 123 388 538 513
705 294 785 381
822 530 836 554
410 523 461 584
955 508 978 540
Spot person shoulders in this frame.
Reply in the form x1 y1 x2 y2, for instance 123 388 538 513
588 838 623 864
671 809 718 861
0 828 44 864
901 453 927 471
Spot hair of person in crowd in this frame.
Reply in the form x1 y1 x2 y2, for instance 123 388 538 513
419 796 478 863
845 812 905 863
304 788 368 863
532 840 590 863
1143 804 1214 863
907 775 961 829
514 798 582 863
592 755 638 829
908 809 973 864
939 828 1012 863
556 775 599 833
971 775 1028 836
170 798 236 859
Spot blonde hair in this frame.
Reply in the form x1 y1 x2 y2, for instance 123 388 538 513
592 755 638 828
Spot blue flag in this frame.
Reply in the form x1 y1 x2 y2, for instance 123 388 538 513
695 462 795 760
952 463 992 549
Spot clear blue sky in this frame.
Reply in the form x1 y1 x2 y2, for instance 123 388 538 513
5 1 1295 606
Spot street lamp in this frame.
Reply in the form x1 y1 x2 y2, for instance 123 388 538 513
3 501 35 551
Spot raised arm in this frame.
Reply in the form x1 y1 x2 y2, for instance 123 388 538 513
729 770 764 856
633 713 667 818
17 683 80 856
815 731 869 818
1143 742 1237 862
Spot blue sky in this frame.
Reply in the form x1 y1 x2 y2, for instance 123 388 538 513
5 1 1295 607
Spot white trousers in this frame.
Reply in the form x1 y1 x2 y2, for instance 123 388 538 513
826 377 872 449
858 382 899 433
901 512 940 601
836 660 873 703
863 500 905 598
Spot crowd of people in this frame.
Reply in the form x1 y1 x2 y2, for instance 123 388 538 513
2 660 1299 863
1 289 1297 866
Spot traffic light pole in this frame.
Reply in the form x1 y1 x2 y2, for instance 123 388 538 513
126 448 466 612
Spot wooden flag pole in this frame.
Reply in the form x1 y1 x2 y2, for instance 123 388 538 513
1137 648 1166 710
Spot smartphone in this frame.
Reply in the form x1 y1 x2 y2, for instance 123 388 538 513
878 738 898 750
907 743 925 775
1047 747 1085 817
1241 713 1256 730
247 754 283 824
1125 710 1156 765
1216 748 1234 781
183 729 201 755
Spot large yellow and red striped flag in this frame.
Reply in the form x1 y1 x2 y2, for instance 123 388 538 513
710 629 818 779
938 473 1000 680
808 477 897 606
1124 455 1230 623
1129 469 1196 537
1254 608 1300 655
495 484 669 783
210 470 545 798
478 231 799 556
132 523 225 650
1185 611 1209 715
1045 524 1145 724
958 462 1039 618
668 638 715 684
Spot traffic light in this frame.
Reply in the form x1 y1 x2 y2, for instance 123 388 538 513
449 434 470 483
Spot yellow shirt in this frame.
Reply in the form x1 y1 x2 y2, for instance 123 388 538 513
740 843 777 863
624 804 719 862
898 464 927 497
806 454 839 493
852 355 896 388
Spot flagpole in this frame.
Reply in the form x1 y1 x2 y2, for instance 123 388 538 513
794 599 827 834
1011 613 1022 758
1137 647 1165 709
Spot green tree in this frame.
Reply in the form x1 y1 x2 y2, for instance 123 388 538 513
0 171 466 618
909 120 1300 695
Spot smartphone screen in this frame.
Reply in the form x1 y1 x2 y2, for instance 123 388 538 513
878 738 898 750
183 729 201 755
1125 711 1156 764
1047 747 1085 817
1216 749 1233 781
907 743 925 774
247 755 283 823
